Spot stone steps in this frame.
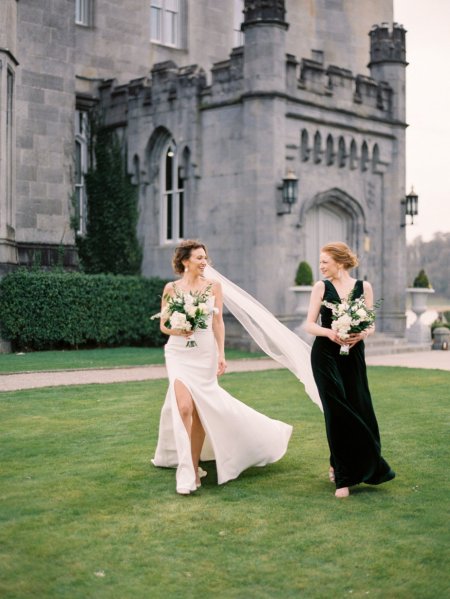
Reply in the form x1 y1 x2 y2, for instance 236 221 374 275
364 334 430 356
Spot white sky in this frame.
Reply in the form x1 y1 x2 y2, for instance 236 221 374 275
393 0 450 242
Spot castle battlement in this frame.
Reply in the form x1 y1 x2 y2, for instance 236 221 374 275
369 23 407 66
294 54 395 120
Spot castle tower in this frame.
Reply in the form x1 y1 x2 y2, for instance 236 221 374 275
242 0 288 92
369 23 407 121
369 23 408 335
238 0 290 304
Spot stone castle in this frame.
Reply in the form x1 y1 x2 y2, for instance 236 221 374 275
0 0 408 335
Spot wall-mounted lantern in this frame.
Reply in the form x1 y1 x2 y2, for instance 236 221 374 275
401 186 418 227
280 169 298 214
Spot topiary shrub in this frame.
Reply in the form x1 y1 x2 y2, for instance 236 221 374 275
0 270 168 351
295 261 314 286
413 269 431 288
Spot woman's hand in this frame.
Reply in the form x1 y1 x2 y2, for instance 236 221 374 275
217 355 227 376
346 331 368 347
172 328 193 337
328 329 346 345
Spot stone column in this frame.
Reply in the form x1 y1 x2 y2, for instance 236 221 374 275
0 0 19 276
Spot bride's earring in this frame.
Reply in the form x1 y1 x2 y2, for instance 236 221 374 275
184 266 188 273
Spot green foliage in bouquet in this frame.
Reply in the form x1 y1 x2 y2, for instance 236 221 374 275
0 270 167 351
295 261 314 286
413 269 431 288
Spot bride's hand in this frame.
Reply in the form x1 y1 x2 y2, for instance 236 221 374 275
217 356 227 376
173 328 192 337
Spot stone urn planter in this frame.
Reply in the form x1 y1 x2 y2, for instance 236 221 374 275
406 287 435 344
406 287 435 317
289 285 313 318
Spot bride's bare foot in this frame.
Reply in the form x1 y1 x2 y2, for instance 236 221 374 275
335 487 350 498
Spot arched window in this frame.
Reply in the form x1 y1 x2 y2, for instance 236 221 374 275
337 136 346 168
132 154 140 185
161 140 184 242
301 129 310 162
349 139 358 170
74 110 89 235
313 131 322 164
361 141 369 172
372 143 380 173
326 134 334 166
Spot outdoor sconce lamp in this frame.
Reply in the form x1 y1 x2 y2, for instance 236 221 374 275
281 169 298 214
401 187 419 227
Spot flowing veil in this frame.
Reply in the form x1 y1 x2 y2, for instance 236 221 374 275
205 265 322 410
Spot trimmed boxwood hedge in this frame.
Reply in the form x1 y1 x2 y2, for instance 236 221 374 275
0 270 168 351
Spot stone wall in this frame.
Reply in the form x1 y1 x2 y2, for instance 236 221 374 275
15 0 76 250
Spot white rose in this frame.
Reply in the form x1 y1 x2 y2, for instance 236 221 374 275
184 294 195 307
186 305 197 318
197 302 208 314
356 308 367 319
170 311 188 330
337 314 352 327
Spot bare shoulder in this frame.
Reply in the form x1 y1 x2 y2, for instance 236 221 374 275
209 279 222 292
163 281 177 296
313 280 326 295
362 280 373 292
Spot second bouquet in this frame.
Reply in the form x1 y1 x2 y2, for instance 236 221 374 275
323 292 379 355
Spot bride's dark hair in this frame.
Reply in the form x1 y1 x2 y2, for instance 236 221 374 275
172 240 208 274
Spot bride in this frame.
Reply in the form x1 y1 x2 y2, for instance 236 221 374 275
151 239 296 495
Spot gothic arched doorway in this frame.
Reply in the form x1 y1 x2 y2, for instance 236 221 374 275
299 189 366 281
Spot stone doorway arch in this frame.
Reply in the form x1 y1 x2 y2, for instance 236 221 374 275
298 188 367 281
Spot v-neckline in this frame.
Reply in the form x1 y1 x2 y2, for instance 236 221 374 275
328 279 358 303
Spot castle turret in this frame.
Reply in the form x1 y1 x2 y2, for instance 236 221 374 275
369 23 407 122
369 23 408 335
242 0 288 92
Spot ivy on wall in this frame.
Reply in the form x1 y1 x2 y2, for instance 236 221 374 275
77 120 142 275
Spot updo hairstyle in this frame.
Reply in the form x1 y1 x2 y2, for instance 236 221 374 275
172 240 207 274
321 242 359 270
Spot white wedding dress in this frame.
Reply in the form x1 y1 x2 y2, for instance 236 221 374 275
151 294 293 493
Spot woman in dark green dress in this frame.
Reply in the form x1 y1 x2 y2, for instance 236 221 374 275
305 242 395 498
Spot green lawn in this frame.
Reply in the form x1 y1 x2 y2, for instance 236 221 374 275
0 346 263 374
0 368 448 598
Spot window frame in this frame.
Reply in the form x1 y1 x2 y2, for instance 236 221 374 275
76 0 93 27
160 140 185 244
74 110 89 236
150 0 181 48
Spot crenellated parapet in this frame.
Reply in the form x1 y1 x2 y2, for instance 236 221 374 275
96 61 208 129
369 23 407 66
295 56 395 120
208 47 244 102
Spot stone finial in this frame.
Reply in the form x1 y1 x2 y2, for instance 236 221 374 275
242 0 287 30
369 23 407 65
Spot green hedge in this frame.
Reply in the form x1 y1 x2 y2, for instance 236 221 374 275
0 271 168 351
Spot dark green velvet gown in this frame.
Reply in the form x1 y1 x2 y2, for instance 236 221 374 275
311 279 395 489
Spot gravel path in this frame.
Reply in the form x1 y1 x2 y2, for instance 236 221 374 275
0 352 448 392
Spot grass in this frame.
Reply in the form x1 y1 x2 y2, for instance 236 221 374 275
0 346 264 374
0 367 449 598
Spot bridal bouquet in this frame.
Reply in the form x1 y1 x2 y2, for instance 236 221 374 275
322 293 379 356
152 285 215 347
